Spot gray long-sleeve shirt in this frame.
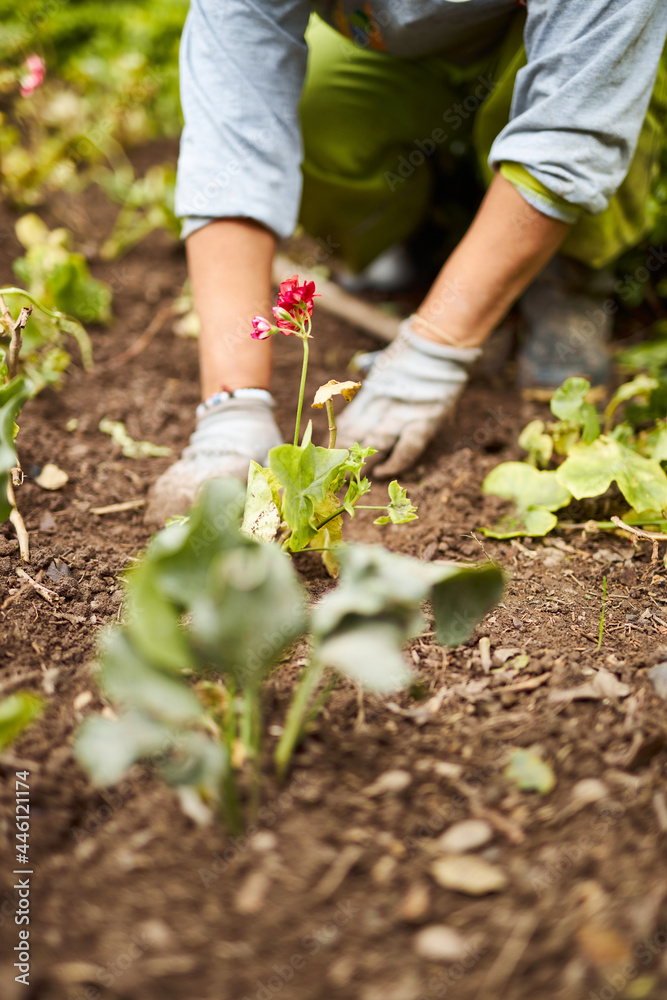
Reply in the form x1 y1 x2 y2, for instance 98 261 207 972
176 0 667 240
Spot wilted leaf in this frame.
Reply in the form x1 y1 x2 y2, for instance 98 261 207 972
556 437 667 513
312 379 361 408
505 748 555 794
241 461 281 543
34 462 68 490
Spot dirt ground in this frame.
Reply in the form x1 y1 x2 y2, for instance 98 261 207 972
1 142 667 1000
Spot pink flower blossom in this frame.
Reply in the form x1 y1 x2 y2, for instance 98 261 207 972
20 55 45 98
251 316 273 340
276 274 319 319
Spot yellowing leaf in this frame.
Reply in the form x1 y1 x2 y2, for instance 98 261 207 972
312 379 361 408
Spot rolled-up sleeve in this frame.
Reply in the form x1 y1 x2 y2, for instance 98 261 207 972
176 0 310 240
490 0 667 216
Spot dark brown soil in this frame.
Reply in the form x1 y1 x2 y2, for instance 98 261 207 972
1 142 667 1000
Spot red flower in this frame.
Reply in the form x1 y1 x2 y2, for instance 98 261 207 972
276 274 319 319
251 316 273 340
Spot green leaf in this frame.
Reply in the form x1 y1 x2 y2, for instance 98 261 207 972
188 543 307 685
556 436 667 513
374 480 418 525
75 710 174 786
550 420 581 457
483 507 559 539
428 563 505 646
317 620 414 694
505 749 555 794
241 461 281 543
311 545 503 691
604 374 660 431
46 254 112 325
550 377 600 443
0 691 43 750
269 440 348 551
517 420 553 467
100 630 202 723
482 462 572 538
309 488 344 578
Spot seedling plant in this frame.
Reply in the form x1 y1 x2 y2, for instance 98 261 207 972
76 276 504 832
482 375 667 538
243 276 417 575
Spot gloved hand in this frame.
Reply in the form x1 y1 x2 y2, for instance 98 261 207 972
337 317 480 478
144 390 282 524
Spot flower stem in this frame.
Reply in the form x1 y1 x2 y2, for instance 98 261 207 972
294 336 309 446
325 399 337 449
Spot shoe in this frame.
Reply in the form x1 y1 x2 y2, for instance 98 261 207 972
517 256 614 389
144 391 283 526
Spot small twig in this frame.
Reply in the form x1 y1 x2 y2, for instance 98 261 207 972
89 498 146 515
8 305 32 380
15 567 58 604
494 671 551 694
7 478 29 562
611 515 667 542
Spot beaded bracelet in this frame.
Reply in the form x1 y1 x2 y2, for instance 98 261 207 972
196 387 273 422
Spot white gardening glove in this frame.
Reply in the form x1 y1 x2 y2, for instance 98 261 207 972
145 389 282 525
337 317 480 477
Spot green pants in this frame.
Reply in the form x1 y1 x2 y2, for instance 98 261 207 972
299 15 667 273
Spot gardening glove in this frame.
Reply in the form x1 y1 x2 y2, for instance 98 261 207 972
337 317 480 478
144 389 283 525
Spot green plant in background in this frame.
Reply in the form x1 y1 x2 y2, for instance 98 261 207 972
482 374 667 538
75 478 504 832
0 0 187 207
244 276 417 576
8 214 107 390
0 691 44 751
96 163 180 259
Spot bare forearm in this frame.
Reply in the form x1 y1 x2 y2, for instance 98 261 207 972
186 219 275 398
415 174 571 348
